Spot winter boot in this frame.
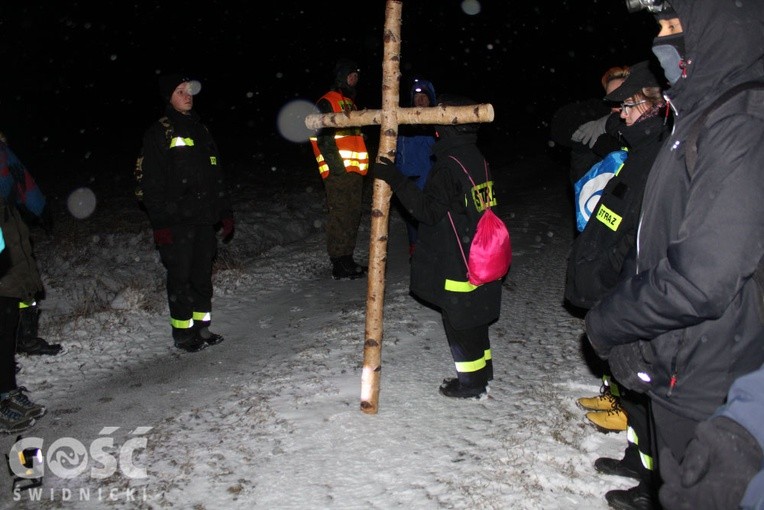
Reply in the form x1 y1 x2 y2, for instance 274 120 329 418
16 305 62 356
1 387 46 419
194 322 224 346
0 398 36 434
577 380 620 411
331 256 366 280
594 443 642 480
438 378 488 400
586 407 628 432
173 328 207 353
605 480 658 510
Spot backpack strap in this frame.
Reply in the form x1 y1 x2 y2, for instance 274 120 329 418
686 81 764 175
446 155 491 273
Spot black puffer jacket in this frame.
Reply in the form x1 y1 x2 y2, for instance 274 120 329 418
585 0 764 421
140 106 232 229
392 131 502 330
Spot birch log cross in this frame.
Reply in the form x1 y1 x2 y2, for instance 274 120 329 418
304 0 494 415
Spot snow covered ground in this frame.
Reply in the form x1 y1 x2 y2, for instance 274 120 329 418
0 148 636 509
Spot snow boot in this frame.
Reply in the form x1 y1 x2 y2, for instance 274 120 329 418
331 256 366 280
16 306 62 356
605 481 658 510
173 328 207 353
594 444 642 480
438 378 488 400
586 407 628 432
194 322 224 346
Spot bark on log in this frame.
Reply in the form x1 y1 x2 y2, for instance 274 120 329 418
359 0 402 415
305 104 495 130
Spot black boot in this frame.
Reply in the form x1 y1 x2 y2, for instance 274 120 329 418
605 480 658 510
331 256 366 280
595 443 642 480
194 322 224 346
16 306 62 356
173 328 206 353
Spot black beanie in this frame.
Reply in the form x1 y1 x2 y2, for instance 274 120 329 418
158 73 192 101
333 58 359 87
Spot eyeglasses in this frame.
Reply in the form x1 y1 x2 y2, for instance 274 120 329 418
620 100 647 112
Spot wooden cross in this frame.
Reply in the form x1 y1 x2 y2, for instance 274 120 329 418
305 0 494 414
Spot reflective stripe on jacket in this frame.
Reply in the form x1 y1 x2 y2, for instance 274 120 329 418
309 91 369 179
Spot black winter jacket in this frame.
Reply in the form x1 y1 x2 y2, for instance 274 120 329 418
140 106 232 229
565 113 670 310
392 132 502 330
585 0 764 421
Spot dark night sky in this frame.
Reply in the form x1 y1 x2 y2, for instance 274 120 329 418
0 1 657 184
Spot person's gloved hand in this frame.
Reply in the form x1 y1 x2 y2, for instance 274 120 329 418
220 217 235 244
572 114 609 148
153 228 173 246
373 157 406 190
606 341 653 393
659 416 763 510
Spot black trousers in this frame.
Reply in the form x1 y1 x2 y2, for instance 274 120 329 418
0 296 19 393
157 224 217 338
322 170 363 259
442 311 492 387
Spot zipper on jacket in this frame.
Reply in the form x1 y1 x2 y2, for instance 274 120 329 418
666 356 678 398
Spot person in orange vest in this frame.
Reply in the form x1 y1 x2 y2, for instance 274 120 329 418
309 58 370 280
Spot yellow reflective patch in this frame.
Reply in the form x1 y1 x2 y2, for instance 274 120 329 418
595 204 622 231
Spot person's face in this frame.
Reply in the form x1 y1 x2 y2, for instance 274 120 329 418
657 17 683 37
413 92 431 108
346 71 359 88
170 82 194 113
619 96 648 126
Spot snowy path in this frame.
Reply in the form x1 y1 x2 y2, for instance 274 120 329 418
2 156 636 509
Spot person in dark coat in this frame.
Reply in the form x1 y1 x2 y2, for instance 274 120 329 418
568 59 672 510
373 94 503 399
659 360 764 510
0 194 47 433
584 0 764 504
0 133 62 356
140 73 234 353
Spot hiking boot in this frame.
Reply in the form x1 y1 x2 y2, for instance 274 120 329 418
196 326 224 346
16 305 63 356
1 387 46 419
586 407 628 432
605 483 658 510
0 399 36 434
331 256 366 280
594 456 641 480
17 336 62 356
438 378 488 400
577 392 619 411
174 336 207 353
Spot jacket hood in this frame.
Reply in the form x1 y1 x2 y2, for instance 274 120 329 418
409 79 436 107
666 0 764 114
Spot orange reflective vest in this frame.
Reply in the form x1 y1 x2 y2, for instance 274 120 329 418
309 91 369 179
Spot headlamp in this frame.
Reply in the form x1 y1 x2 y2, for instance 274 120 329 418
625 0 671 14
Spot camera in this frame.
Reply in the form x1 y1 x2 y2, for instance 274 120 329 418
625 0 672 14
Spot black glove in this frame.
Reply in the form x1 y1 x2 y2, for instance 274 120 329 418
659 416 763 510
606 341 653 394
372 157 406 190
